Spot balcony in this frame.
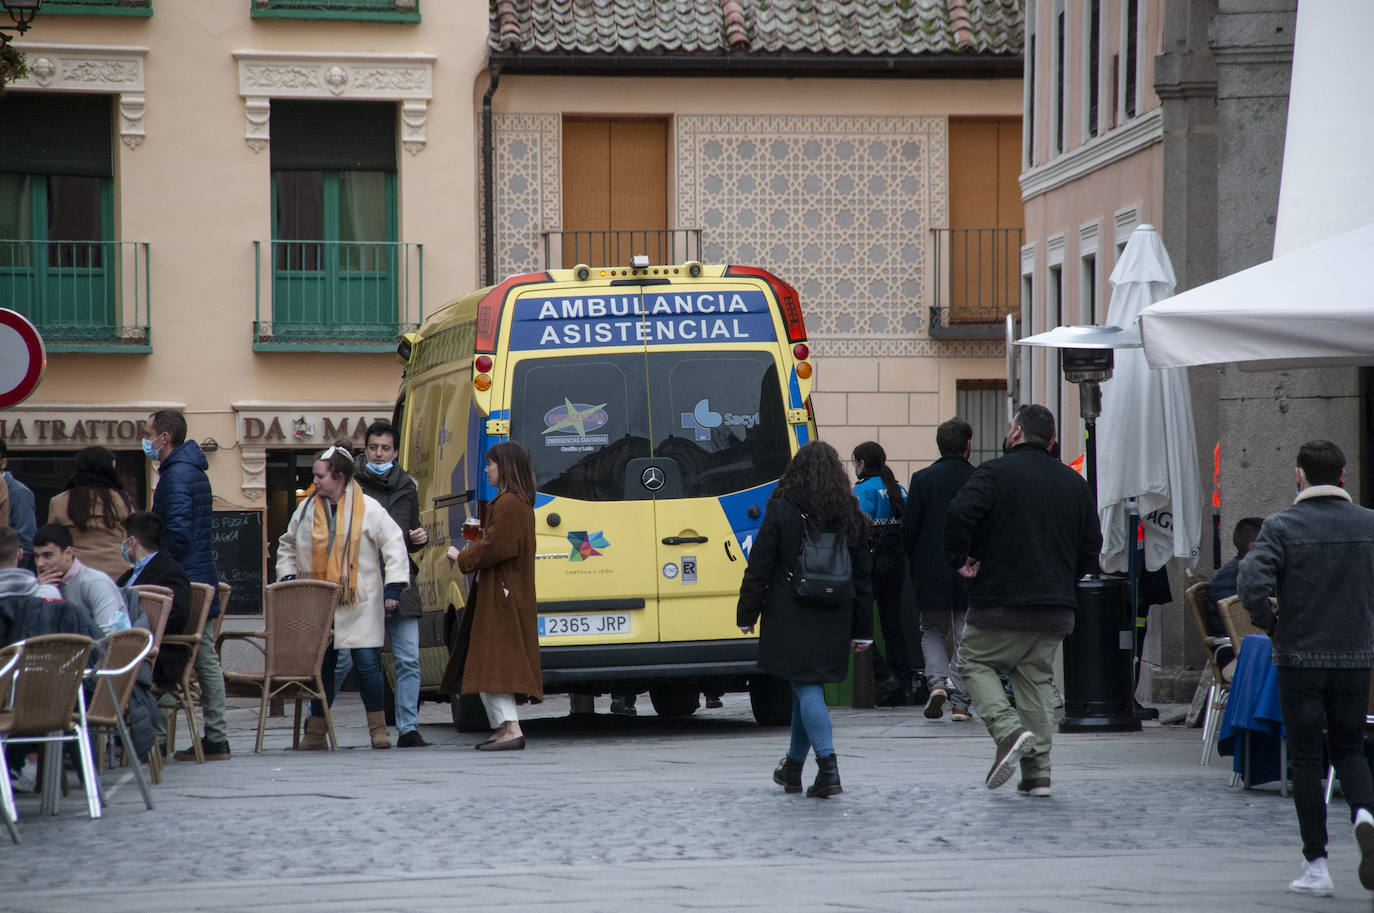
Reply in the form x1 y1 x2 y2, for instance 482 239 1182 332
0 240 152 353
253 239 422 352
540 229 702 270
929 227 1024 338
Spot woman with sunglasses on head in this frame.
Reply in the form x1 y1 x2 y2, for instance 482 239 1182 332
443 441 541 750
278 442 409 750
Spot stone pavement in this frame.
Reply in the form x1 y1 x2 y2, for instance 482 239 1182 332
1 692 1369 912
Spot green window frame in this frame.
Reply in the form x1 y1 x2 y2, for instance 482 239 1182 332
250 0 418 23
40 0 153 17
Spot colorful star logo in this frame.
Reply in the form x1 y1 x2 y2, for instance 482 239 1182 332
543 398 609 435
567 530 609 561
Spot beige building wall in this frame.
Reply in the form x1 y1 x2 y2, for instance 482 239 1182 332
7 0 490 507
492 76 1020 482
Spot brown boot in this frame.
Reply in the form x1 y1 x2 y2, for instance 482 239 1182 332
367 711 392 750
295 715 329 751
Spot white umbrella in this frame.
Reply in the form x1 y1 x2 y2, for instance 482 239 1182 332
1096 225 1202 573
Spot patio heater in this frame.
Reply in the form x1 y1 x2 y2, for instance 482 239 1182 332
1015 325 1142 733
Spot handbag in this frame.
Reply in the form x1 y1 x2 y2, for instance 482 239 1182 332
788 512 855 605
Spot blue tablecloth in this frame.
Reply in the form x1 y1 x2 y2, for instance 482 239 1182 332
1217 634 1284 786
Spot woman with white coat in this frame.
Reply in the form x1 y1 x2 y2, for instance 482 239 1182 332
278 443 409 749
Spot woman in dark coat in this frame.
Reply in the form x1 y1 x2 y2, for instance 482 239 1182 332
737 440 873 797
444 442 541 750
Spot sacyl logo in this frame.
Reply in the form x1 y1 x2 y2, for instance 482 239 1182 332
681 399 722 441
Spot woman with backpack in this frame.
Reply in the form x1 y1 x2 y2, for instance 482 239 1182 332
737 441 873 798
852 441 917 706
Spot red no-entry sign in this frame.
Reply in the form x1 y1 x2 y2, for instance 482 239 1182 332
0 309 46 409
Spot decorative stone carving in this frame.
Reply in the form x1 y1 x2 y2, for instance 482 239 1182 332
492 114 561 280
240 447 267 501
233 51 435 153
9 43 148 150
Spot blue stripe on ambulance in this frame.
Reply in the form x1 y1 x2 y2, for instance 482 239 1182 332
716 481 777 561
787 367 809 446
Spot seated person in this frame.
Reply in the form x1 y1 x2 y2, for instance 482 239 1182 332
116 511 192 687
1206 516 1264 667
34 522 129 636
0 526 102 646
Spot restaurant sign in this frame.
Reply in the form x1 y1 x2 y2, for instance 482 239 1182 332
234 403 393 448
0 405 182 449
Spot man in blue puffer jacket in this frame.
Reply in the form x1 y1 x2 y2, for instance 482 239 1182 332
146 409 227 761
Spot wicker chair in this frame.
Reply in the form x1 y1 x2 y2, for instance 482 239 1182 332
132 585 174 783
0 642 21 843
84 628 156 812
211 582 232 642
0 634 99 820
1183 581 1230 765
1218 594 1268 643
217 580 340 752
152 582 213 763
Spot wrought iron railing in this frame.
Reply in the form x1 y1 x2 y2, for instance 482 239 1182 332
253 239 422 351
251 0 419 21
0 239 151 352
42 0 152 14
540 229 703 270
929 227 1024 337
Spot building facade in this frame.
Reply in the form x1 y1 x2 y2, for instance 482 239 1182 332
3 0 1023 615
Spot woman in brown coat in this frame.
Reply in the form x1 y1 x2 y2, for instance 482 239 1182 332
47 446 135 578
444 441 541 750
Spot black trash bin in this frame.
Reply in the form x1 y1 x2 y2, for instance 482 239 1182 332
1059 575 1141 732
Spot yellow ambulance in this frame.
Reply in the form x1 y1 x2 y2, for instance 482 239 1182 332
394 261 817 726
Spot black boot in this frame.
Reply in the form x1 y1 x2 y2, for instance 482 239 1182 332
773 756 803 793
807 754 842 798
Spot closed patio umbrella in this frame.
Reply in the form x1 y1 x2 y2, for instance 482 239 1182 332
1096 225 1202 574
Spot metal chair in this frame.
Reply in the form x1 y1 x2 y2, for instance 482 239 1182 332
217 580 340 752
1183 581 1231 765
0 642 22 843
152 583 213 763
84 628 156 812
0 634 99 820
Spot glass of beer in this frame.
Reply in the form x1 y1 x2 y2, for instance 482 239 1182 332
462 517 482 542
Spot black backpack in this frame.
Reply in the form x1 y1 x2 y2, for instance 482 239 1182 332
788 512 855 605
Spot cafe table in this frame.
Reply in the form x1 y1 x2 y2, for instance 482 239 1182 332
1217 633 1287 794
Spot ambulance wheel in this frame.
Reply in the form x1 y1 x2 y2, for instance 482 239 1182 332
648 684 700 718
451 693 488 732
749 675 792 727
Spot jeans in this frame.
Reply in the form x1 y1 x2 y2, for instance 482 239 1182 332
333 614 422 733
787 681 835 761
921 609 970 709
311 645 384 717
956 623 1061 780
1276 665 1374 862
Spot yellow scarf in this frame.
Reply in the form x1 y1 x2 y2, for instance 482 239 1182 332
309 480 365 604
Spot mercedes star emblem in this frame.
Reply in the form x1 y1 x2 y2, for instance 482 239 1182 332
641 466 665 491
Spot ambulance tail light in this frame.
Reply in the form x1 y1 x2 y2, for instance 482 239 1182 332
475 272 550 353
792 343 809 361
474 373 492 392
725 265 806 342
475 354 493 373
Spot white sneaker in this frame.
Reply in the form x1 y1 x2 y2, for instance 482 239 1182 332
1355 807 1374 890
1289 857 1333 896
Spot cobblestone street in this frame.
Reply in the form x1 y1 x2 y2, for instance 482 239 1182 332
0 693 1364 912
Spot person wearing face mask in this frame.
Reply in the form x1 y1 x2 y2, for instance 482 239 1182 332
338 421 431 748
144 409 227 761
117 510 193 688
279 443 410 751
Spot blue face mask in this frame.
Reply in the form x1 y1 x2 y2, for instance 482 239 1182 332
141 438 160 461
367 461 393 475
120 540 134 564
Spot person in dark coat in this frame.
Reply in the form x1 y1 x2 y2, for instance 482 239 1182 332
903 418 977 721
443 442 541 751
145 409 228 761
737 441 874 798
116 511 192 688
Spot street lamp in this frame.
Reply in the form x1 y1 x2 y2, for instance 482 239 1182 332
1015 323 1143 733
0 0 43 47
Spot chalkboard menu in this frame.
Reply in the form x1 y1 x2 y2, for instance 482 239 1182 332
211 509 265 616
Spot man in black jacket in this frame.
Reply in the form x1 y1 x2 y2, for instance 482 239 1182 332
116 511 192 688
904 417 976 721
945 404 1100 796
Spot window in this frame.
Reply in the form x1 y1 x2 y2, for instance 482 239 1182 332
251 0 419 22
268 101 398 342
1047 264 1063 425
1053 2 1065 154
1123 0 1139 119
957 380 1009 466
0 94 116 340
1080 253 1097 324
512 351 790 502
1024 0 1037 168
1086 0 1101 138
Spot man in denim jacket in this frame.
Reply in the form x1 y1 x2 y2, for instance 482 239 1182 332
1239 440 1374 897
